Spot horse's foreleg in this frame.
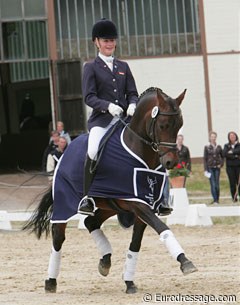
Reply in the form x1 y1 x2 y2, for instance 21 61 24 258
123 218 147 294
131 203 197 275
84 209 116 276
45 223 66 293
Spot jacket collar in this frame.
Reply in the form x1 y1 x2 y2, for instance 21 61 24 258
95 56 118 75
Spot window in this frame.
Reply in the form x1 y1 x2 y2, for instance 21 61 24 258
0 0 22 19
2 21 48 60
24 0 46 17
0 0 48 81
2 22 24 60
54 0 200 59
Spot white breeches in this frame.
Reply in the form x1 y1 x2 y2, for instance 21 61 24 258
87 117 119 160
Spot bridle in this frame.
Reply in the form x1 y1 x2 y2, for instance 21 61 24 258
120 105 181 157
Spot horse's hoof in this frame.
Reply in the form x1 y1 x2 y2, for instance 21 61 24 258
98 254 111 276
125 281 138 294
180 260 198 275
45 278 57 293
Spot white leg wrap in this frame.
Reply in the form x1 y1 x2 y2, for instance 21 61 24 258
48 246 62 279
159 229 184 260
91 229 112 257
123 250 139 281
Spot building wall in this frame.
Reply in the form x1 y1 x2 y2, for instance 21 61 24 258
204 0 240 52
208 54 240 147
127 56 208 158
125 0 240 159
204 0 240 148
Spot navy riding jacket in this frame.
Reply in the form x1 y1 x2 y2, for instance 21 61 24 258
82 56 138 130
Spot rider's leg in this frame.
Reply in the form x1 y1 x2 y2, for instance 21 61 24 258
78 126 108 215
79 117 119 215
159 176 173 215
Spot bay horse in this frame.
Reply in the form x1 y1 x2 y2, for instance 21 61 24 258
24 87 197 294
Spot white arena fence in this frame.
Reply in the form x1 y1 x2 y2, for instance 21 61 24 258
0 204 239 230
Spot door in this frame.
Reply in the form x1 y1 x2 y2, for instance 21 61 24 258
55 60 86 136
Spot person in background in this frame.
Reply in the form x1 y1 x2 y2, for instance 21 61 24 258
56 121 71 145
176 134 191 171
42 130 60 171
19 93 39 131
78 18 138 216
203 131 224 204
223 131 240 202
46 136 68 181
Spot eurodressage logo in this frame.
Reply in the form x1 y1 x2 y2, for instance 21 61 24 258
145 176 157 206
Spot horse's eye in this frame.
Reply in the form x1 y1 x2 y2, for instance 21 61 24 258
160 123 169 130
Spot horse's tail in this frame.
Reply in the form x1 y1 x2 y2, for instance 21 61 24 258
22 186 53 239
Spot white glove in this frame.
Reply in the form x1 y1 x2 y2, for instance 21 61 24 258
108 103 123 117
127 103 136 116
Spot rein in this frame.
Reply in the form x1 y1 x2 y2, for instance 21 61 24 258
119 106 180 156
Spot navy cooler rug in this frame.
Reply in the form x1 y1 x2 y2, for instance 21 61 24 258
51 124 166 222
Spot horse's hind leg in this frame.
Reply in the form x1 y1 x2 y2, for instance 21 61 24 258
123 218 147 294
45 223 66 293
84 209 116 276
131 202 197 275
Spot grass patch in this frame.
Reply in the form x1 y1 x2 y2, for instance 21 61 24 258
185 163 231 198
212 217 240 225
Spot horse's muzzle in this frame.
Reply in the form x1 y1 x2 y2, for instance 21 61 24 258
160 152 178 169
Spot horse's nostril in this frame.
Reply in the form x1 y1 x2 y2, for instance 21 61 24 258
165 161 171 169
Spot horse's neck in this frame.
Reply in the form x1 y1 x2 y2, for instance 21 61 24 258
123 126 159 169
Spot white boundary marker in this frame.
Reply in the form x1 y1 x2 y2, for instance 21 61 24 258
0 211 117 230
185 204 240 226
1 204 239 230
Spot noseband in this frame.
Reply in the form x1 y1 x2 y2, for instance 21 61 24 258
121 106 181 157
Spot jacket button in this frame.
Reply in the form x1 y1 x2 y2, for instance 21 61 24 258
114 89 117 92
113 78 116 82
115 100 118 103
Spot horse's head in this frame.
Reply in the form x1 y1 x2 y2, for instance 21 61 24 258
133 87 186 169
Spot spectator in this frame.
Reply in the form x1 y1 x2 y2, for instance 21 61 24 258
203 131 224 204
19 93 39 130
56 121 71 145
223 131 240 202
176 134 191 171
42 130 60 171
46 136 68 181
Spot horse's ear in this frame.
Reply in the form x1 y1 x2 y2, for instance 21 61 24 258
175 89 187 106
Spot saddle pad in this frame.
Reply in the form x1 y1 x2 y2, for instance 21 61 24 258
51 124 166 222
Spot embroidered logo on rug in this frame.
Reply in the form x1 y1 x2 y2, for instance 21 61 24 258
133 168 166 209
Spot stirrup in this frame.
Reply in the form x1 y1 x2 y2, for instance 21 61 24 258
78 196 96 216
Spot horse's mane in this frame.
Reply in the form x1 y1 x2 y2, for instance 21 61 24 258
138 87 163 100
139 87 173 105
138 87 179 112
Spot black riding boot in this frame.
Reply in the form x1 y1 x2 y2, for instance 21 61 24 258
78 156 96 216
158 199 173 216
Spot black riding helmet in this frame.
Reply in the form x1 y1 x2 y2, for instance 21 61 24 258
92 18 118 41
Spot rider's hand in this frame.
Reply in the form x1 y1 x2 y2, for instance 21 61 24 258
126 103 136 116
108 103 123 117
